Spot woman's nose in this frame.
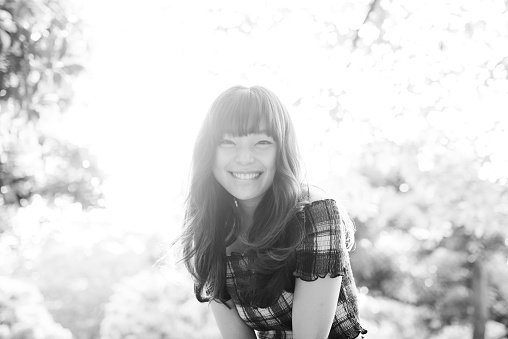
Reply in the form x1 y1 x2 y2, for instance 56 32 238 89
235 145 254 164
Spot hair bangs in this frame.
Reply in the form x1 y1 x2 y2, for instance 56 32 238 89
211 87 281 143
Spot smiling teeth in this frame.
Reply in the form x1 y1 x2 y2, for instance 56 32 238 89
232 172 260 180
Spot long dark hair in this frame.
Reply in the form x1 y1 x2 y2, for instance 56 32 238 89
179 85 307 307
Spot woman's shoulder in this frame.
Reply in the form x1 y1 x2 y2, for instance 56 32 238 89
299 185 356 251
300 185 339 220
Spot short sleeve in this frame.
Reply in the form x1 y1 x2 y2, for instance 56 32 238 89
293 199 348 281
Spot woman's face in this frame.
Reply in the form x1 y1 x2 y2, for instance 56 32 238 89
213 132 277 206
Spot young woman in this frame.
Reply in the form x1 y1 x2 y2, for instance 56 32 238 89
179 85 367 339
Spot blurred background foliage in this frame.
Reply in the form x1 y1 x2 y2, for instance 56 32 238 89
1 0 508 339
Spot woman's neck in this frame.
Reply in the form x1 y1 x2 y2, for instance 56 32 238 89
237 199 259 231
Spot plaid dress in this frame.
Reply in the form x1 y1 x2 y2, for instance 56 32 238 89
225 199 367 339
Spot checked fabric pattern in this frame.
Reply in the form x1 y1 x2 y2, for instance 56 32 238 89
224 199 367 339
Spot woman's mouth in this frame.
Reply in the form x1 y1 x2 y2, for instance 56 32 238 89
229 172 262 180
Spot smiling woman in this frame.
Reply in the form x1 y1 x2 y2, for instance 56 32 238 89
177 86 367 339
213 132 277 205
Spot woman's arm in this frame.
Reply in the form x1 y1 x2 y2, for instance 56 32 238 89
292 275 343 339
292 186 363 338
210 299 257 339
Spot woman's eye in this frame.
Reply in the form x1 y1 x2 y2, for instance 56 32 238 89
256 140 274 147
219 139 235 147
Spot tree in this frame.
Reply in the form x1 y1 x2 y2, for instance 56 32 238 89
317 1 508 337
19 232 163 339
100 269 221 339
0 275 73 339
0 0 103 236
1 0 103 337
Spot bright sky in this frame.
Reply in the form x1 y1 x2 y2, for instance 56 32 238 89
60 0 365 237
46 0 508 242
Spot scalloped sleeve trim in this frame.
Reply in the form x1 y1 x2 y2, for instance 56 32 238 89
293 199 348 281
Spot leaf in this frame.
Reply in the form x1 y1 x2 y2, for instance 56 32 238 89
61 63 85 74
0 9 17 33
0 28 11 52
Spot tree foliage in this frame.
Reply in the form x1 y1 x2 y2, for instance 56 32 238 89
0 275 73 339
0 0 103 236
100 269 221 339
29 233 157 339
1 0 103 337
311 1 508 337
